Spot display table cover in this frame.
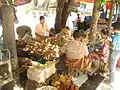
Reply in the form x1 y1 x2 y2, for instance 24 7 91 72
27 61 56 83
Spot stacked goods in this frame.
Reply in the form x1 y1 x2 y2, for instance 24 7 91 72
23 30 73 60
82 32 89 45
27 61 56 83
16 40 27 48
51 74 77 90
88 50 102 61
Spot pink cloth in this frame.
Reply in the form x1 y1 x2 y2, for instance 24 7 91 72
76 17 82 22
102 43 109 61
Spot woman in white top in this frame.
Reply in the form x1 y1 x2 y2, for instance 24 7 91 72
61 30 89 68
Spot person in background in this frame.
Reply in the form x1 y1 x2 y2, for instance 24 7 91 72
84 17 90 31
35 16 53 39
110 22 120 89
101 29 110 73
76 14 84 30
76 14 82 22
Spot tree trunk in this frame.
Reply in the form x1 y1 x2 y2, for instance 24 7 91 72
34 0 38 6
42 0 50 11
55 0 65 33
55 0 75 33
89 0 100 46
108 0 115 30
61 0 74 28
1 0 19 89
2 0 19 72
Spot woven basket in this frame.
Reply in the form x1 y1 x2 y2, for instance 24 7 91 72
16 25 31 39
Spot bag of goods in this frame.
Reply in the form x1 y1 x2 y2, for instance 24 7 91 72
27 61 56 82
51 74 76 90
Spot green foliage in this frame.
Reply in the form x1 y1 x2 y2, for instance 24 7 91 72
36 55 47 64
99 0 107 4
98 0 107 11
49 0 57 6
76 22 84 30
116 0 120 3
25 9 31 13
71 7 79 13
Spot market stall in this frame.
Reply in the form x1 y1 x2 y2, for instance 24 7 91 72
16 28 108 90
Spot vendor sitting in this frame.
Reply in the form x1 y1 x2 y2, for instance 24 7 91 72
35 16 54 39
60 30 89 68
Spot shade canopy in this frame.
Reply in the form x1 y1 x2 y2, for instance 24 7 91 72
15 0 32 5
0 0 32 7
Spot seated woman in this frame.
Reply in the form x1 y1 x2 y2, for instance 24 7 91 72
60 30 89 69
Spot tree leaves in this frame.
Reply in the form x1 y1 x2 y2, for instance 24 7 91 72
99 0 107 4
